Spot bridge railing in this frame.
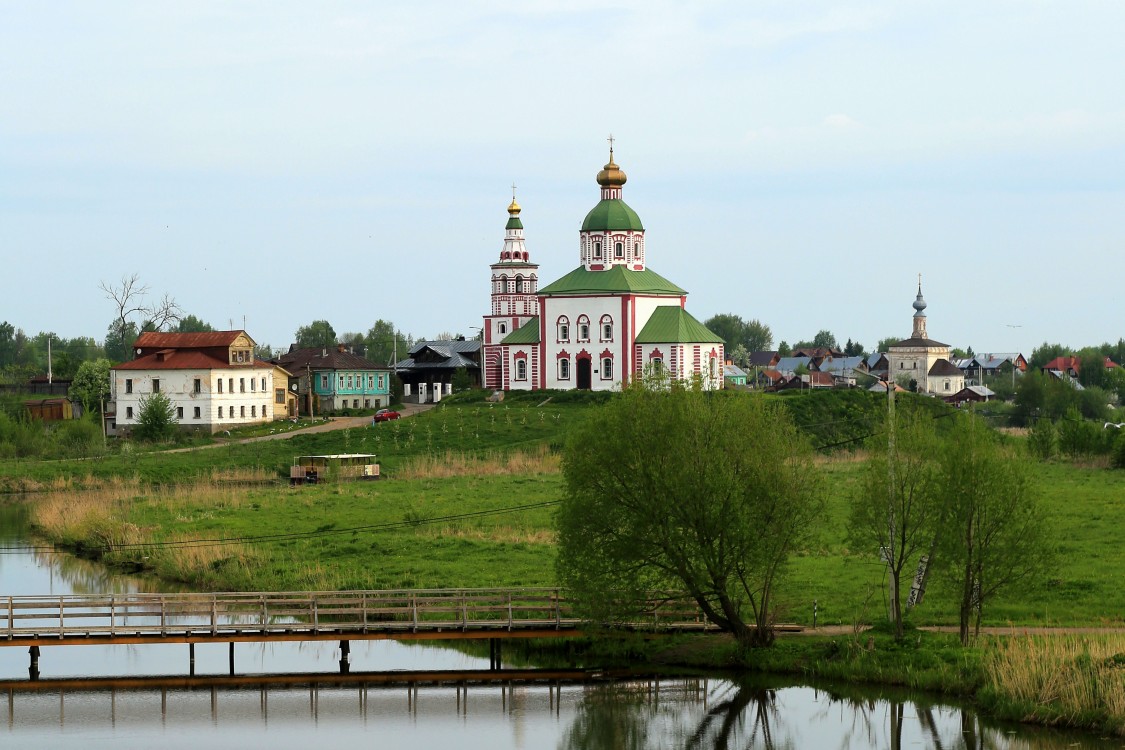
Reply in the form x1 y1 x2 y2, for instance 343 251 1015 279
3 588 589 640
3 588 711 642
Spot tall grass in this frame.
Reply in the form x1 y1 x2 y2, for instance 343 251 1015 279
394 446 559 479
984 634 1125 735
30 482 264 584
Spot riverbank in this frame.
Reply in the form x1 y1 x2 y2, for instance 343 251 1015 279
514 626 1125 738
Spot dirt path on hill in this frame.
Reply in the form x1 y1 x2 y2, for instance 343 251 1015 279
224 402 434 444
162 403 434 453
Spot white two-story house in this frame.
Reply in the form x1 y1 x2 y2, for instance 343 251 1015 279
108 330 281 436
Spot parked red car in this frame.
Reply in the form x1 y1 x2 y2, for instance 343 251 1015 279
373 409 401 423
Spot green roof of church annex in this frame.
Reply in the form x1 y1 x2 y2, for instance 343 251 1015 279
501 317 541 345
635 306 724 344
538 266 685 296
581 199 644 232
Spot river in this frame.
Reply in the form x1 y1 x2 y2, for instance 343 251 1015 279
0 499 1117 749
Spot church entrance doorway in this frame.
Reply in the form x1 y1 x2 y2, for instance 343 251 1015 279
576 357 592 390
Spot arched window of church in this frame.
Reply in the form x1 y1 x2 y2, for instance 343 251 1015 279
515 277 524 293
499 323 507 335
615 242 624 258
515 359 527 380
602 357 613 380
577 315 590 342
557 317 570 342
559 358 570 380
710 356 718 380
593 242 602 258
600 316 613 341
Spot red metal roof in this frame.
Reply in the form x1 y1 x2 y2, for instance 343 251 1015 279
133 331 246 349
113 351 236 371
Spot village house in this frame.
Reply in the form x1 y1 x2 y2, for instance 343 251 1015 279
108 330 277 436
394 339 483 403
276 344 393 415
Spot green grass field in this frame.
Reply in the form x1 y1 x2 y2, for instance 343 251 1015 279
13 389 1125 629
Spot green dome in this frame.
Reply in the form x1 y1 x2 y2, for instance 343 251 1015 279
581 199 644 232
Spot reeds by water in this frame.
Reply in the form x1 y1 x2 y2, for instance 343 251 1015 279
985 633 1125 735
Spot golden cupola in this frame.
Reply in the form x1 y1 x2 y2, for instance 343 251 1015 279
596 148 627 188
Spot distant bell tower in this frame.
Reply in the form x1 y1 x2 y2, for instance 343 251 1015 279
579 136 646 272
912 274 928 340
482 188 539 389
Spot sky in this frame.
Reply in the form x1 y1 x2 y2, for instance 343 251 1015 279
2 1 1123 357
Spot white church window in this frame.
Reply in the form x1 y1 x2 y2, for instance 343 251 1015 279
944 380 951 391
593 242 601 258
615 242 624 258
600 316 613 341
710 357 718 380
515 359 527 380
559 358 570 380
557 317 570 342
602 357 613 380
499 322 507 334
516 277 524 293
579 324 589 341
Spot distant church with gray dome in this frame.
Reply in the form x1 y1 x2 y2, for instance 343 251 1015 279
885 279 965 396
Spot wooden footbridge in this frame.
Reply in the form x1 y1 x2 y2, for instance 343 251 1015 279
3 588 716 679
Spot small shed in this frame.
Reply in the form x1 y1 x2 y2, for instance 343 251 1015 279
290 453 380 484
24 398 76 422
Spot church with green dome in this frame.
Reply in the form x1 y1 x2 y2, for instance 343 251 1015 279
481 145 724 392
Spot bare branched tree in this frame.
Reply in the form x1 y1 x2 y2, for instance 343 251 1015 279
100 273 150 338
100 274 182 334
144 292 184 331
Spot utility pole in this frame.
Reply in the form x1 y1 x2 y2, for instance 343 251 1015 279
887 377 897 625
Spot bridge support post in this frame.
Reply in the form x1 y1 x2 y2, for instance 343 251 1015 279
489 638 502 671
339 640 351 674
189 643 196 676
28 646 40 681
229 642 235 676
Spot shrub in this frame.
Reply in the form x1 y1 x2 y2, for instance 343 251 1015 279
1113 430 1125 470
133 392 177 443
1026 417 1058 461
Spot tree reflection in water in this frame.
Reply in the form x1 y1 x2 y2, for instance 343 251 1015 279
560 679 1116 750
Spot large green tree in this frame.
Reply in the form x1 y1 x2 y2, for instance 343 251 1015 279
936 414 1050 645
702 314 773 353
69 359 113 414
294 320 337 350
364 320 412 365
848 411 942 639
557 382 823 647
175 315 214 333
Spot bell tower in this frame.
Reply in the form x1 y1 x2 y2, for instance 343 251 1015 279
482 189 539 389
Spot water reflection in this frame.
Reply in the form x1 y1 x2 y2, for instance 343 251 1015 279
559 679 1120 750
2 678 1117 750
